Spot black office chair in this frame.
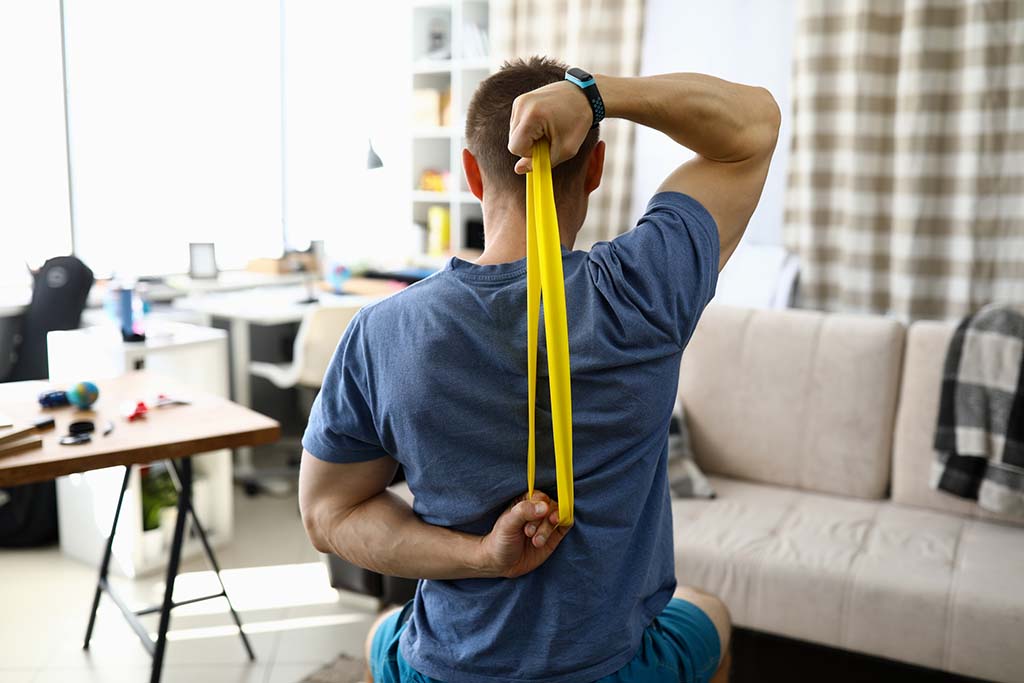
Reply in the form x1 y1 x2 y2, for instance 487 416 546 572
0 255 93 547
7 255 94 382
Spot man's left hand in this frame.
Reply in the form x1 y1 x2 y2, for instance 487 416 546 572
477 491 571 579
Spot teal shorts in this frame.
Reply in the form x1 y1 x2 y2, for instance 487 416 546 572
370 597 722 683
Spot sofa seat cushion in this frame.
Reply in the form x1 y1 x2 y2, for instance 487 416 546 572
672 477 1024 683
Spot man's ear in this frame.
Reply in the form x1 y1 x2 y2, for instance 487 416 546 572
584 140 606 194
463 148 484 200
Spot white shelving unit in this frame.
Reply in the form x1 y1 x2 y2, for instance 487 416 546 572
409 0 492 254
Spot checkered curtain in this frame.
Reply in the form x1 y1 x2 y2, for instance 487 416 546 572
492 0 646 247
785 0 1024 320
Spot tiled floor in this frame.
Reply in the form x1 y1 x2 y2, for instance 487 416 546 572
0 485 379 683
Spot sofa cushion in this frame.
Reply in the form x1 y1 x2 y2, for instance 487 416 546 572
673 476 1024 683
678 304 904 499
892 320 1024 527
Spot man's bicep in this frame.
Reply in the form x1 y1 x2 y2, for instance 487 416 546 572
299 450 398 516
657 152 773 271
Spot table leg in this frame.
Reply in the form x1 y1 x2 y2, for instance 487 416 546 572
168 459 255 660
229 318 252 407
149 458 191 683
229 318 255 478
84 465 132 650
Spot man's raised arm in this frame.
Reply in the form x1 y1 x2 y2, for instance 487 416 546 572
509 72 780 270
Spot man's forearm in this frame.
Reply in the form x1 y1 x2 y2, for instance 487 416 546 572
597 73 780 163
313 490 495 580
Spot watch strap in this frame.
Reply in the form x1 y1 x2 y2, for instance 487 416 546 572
565 68 605 129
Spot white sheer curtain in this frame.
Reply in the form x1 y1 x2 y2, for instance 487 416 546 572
0 0 72 287
4 1 410 281
64 0 283 277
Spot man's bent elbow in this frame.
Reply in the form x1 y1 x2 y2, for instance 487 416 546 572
299 498 336 555
728 86 780 163
754 87 781 154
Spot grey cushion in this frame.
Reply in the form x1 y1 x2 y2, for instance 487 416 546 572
667 408 715 499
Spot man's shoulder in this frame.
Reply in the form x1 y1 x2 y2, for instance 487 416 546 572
355 271 453 329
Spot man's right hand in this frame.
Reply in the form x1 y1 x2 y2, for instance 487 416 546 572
478 491 571 579
508 80 594 175
514 72 780 272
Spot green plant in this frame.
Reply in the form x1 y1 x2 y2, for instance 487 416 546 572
140 467 178 531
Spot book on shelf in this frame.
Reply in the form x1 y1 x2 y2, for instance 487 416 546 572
462 22 489 60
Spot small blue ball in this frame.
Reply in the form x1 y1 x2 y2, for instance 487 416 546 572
67 381 99 410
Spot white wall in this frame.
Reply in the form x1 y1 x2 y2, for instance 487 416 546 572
631 0 796 246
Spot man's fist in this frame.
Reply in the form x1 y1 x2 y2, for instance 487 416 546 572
478 491 571 579
508 80 594 175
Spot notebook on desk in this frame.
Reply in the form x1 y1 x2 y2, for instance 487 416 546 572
0 424 43 458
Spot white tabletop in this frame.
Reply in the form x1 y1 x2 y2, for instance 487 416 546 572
163 270 310 295
172 285 380 325
0 287 31 318
48 320 227 352
0 272 312 318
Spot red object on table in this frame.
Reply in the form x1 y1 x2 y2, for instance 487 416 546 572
126 401 148 421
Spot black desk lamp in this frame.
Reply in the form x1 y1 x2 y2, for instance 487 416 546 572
367 139 384 170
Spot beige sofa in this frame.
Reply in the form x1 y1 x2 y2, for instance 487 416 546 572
674 304 1023 683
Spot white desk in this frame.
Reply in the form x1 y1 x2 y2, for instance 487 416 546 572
1 271 311 315
164 270 310 296
47 321 229 393
0 286 31 318
86 270 312 306
173 285 379 406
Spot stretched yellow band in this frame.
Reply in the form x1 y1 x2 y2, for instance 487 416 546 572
526 140 574 527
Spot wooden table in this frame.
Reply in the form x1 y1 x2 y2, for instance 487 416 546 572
0 371 280 683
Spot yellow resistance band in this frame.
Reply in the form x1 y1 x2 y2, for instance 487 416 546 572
526 140 574 527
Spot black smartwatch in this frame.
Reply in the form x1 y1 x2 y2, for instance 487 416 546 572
565 67 605 129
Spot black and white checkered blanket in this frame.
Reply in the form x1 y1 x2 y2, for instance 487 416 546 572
932 304 1024 518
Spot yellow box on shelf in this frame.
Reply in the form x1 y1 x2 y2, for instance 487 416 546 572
427 205 451 257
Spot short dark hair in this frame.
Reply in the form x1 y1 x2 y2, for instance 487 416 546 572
464 56 600 202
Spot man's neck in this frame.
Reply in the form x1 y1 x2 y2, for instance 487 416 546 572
474 199 580 266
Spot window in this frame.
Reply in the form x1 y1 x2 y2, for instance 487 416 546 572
63 0 283 277
0 0 72 287
3 1 410 282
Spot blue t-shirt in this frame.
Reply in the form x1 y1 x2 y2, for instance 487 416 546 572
302 192 719 683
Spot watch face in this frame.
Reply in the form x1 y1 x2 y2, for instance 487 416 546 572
568 67 593 82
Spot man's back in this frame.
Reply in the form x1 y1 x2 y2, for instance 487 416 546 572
305 193 719 682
